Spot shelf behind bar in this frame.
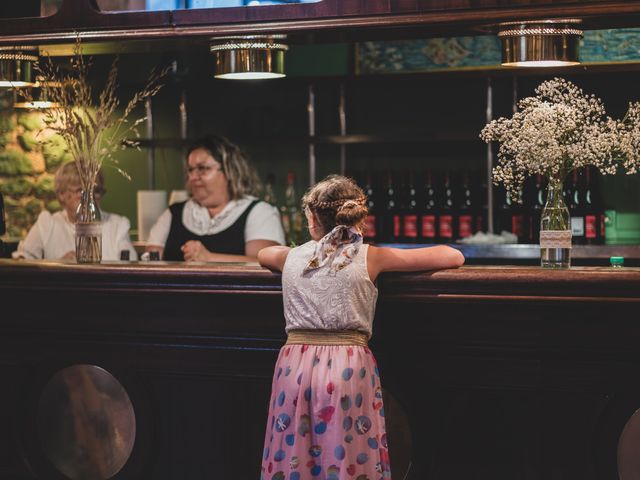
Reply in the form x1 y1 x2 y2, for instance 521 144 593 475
124 132 482 149
377 243 640 259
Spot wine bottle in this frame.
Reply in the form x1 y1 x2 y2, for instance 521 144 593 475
379 171 400 243
584 166 605 245
263 173 277 206
281 171 303 246
474 170 486 234
363 172 377 243
419 170 438 243
438 171 455 244
567 169 585 245
457 171 474 240
400 171 419 243
527 174 546 244
497 186 526 241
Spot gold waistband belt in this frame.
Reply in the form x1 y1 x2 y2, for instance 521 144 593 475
286 329 369 347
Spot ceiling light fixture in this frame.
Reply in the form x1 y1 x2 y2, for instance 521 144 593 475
0 46 38 88
210 35 288 80
498 19 583 67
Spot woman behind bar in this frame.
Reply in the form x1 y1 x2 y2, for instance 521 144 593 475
258 175 464 480
145 135 285 262
15 162 137 261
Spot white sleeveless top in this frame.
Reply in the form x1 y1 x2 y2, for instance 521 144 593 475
281 240 378 337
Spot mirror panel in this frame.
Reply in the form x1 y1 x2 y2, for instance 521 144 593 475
96 0 322 12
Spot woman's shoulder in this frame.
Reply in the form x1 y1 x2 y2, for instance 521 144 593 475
247 199 279 215
101 211 132 228
36 209 55 222
28 209 56 232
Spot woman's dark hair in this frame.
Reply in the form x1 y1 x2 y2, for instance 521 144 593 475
302 175 368 234
187 135 261 200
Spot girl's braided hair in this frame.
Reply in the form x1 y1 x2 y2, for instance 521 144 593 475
302 175 368 234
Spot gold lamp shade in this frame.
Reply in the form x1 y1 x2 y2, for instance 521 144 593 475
0 46 38 88
498 19 583 67
210 35 288 80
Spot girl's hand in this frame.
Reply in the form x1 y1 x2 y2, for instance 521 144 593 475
181 240 211 262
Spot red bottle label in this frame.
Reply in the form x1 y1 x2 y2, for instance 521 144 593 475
459 215 472 238
421 215 436 238
364 215 376 239
439 215 453 238
393 215 401 238
512 215 524 237
476 214 483 233
585 215 596 239
403 215 418 238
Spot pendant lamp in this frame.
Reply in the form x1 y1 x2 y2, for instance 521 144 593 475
0 46 38 88
498 19 583 67
210 35 288 80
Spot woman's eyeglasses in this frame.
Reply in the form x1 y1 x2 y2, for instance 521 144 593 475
186 164 221 177
68 186 106 196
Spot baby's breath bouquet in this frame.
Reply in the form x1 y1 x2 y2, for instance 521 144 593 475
480 77 639 268
33 39 167 263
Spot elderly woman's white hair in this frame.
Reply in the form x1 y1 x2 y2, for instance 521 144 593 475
54 162 105 196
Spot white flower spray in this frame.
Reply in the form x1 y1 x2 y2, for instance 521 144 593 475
480 77 640 201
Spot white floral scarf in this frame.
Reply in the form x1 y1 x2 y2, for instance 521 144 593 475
304 225 363 275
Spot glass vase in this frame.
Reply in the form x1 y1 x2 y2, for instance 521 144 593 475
539 176 571 268
75 187 102 264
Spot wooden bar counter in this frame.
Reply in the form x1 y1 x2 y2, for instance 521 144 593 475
1 259 639 480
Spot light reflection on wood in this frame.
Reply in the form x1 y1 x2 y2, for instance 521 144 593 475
37 365 136 480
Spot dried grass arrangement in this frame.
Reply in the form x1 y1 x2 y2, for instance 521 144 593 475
24 37 169 262
33 38 168 191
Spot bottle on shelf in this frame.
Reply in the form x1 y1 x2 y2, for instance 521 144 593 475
438 170 455 244
378 170 400 243
362 172 378 243
400 170 419 243
457 170 474 240
526 174 546 244
475 171 487 234
281 171 304 246
419 169 438 244
566 169 585 245
496 185 527 242
263 173 277 206
583 166 605 245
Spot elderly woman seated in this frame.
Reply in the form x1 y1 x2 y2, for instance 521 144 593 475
15 162 137 261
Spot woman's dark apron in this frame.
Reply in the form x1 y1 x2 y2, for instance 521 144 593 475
163 200 260 261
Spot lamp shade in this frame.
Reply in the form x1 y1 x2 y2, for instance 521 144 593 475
498 19 583 67
210 35 288 80
0 46 38 88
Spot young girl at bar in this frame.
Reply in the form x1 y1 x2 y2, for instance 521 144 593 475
258 175 464 480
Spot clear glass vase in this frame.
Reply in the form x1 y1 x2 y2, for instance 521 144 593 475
539 176 571 268
75 187 102 264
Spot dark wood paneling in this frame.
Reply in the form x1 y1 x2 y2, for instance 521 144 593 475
1 260 640 479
